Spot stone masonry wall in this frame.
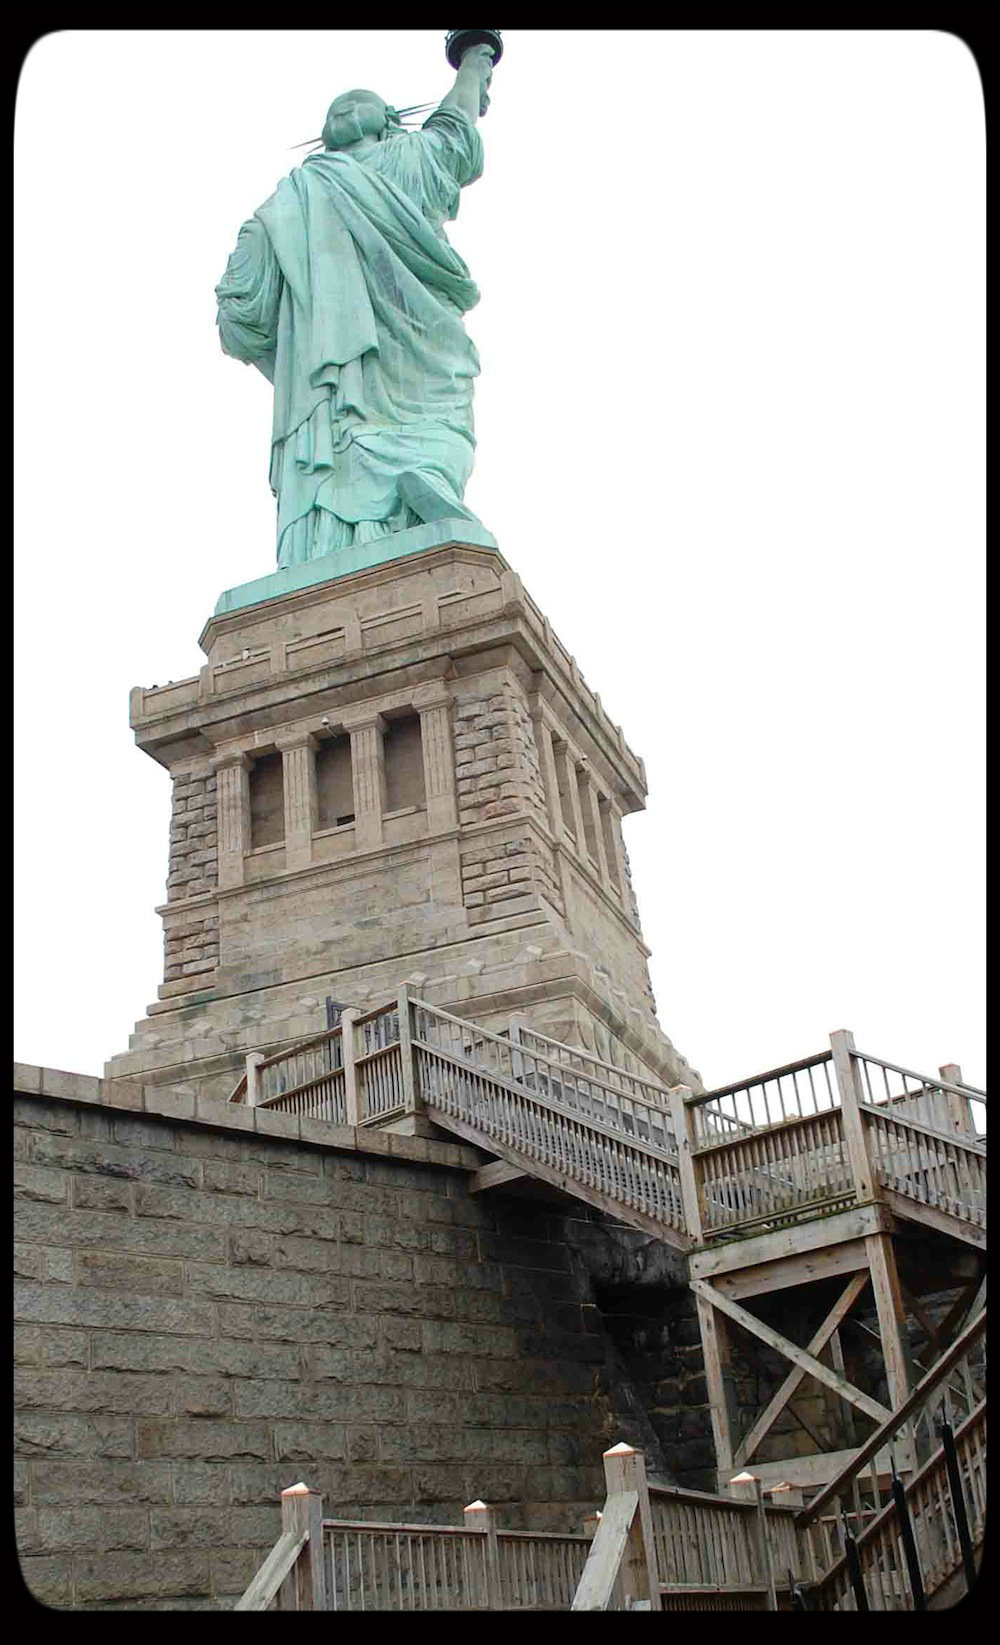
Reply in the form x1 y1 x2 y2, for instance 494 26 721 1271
164 770 220 985
167 772 219 904
15 1081 679 1611
453 681 563 922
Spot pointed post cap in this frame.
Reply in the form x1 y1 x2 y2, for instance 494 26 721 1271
729 1471 756 1483
464 1499 489 1512
603 1442 638 1458
281 1481 310 1496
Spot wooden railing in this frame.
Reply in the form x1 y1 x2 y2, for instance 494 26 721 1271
227 999 404 1127
511 1018 676 1111
862 1105 986 1233
412 1003 688 1243
572 1444 807 1611
694 1108 854 1234
226 1004 985 1254
689 1052 840 1146
678 1037 987 1245
235 1483 325 1610
809 1402 986 1610
238 1490 590 1610
795 1309 986 1588
417 1001 676 1154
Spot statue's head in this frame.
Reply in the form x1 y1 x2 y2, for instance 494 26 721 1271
322 90 389 151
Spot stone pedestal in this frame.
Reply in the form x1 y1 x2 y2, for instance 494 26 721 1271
105 537 700 1102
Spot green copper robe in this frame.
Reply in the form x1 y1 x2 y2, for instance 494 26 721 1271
216 108 483 567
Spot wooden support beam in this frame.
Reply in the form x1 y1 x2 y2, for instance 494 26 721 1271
694 1287 734 1477
691 1279 892 1426
712 1238 870 1301
469 1160 529 1195
733 1272 869 1468
689 1201 893 1282
877 1187 986 1250
865 1231 912 1412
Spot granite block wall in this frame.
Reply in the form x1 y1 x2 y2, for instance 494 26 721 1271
14 1083 707 1610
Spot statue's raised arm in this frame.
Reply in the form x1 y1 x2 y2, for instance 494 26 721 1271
438 40 496 123
215 35 502 571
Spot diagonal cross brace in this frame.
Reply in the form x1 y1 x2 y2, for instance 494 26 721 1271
691 1278 892 1427
734 1272 870 1467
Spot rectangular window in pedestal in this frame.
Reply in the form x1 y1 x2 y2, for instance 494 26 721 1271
383 713 425 812
316 734 355 829
249 751 284 848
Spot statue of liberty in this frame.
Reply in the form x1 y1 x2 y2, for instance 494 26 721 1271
215 35 498 568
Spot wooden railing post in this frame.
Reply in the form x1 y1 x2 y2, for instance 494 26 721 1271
464 1499 503 1608
245 1052 265 1108
729 1471 777 1610
830 1030 876 1202
397 983 420 1118
341 1008 360 1126
668 1085 703 1241
940 1062 976 1138
508 1012 528 1082
602 1443 661 1610
280 1482 327 1610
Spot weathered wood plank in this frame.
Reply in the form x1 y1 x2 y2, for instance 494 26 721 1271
864 1232 912 1413
469 1159 529 1195
691 1279 892 1426
878 1186 986 1249
234 1528 305 1611
571 1490 638 1610
689 1202 892 1280
695 1289 734 1475
711 1237 870 1300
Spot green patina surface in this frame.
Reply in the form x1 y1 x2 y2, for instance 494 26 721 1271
215 45 497 576
214 517 499 616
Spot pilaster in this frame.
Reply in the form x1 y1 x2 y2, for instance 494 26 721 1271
343 711 387 850
276 731 318 872
413 683 458 832
213 752 252 889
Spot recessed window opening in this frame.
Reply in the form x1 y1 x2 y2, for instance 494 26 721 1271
315 734 355 829
383 713 425 812
249 751 284 848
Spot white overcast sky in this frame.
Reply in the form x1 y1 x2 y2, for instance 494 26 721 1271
14 30 985 1093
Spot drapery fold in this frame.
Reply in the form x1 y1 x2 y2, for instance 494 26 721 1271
216 108 485 564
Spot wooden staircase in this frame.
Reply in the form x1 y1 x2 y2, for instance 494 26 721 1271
228 991 986 1555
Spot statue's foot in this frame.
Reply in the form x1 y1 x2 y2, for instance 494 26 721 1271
398 471 480 526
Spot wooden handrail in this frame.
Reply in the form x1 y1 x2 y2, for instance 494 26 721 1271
860 1102 988 1154
796 1307 986 1529
853 1051 986 1104
256 1022 343 1071
810 1397 986 1605
415 1037 681 1169
692 1104 844 1156
690 1051 833 1109
234 1527 305 1610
